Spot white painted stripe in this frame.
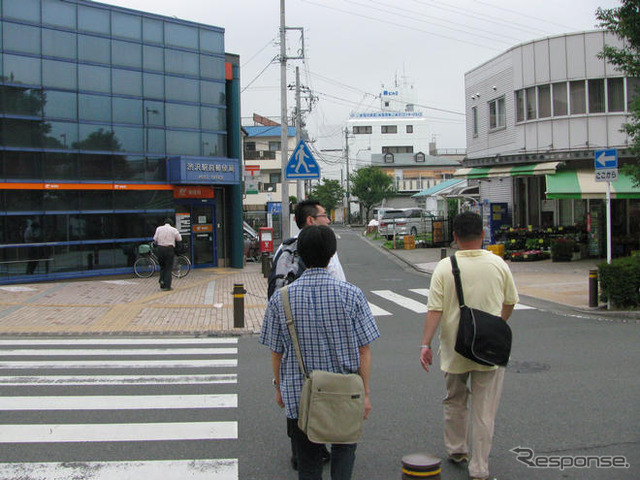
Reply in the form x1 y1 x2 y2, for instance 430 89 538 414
371 290 428 313
0 347 237 356
0 459 238 480
102 280 137 285
409 288 430 297
514 304 534 310
0 359 237 369
205 280 216 304
0 338 238 346
367 302 391 317
0 286 37 292
0 394 237 410
0 373 237 386
0 421 237 443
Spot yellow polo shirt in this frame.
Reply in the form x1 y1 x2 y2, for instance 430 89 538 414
427 249 519 374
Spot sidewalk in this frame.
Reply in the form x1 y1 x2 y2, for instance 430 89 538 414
0 240 629 337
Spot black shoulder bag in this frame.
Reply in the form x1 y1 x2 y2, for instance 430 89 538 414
450 254 512 367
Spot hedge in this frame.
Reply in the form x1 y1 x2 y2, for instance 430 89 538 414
598 255 640 308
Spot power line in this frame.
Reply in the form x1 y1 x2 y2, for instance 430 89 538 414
241 56 278 93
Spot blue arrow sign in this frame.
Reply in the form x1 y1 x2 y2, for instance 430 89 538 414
286 140 320 180
594 149 618 169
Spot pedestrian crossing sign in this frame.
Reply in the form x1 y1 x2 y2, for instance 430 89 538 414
285 140 320 180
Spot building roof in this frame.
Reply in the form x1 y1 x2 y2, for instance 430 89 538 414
244 126 296 138
412 178 465 197
371 153 461 168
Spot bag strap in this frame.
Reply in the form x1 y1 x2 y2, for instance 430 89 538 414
450 253 466 308
281 286 308 377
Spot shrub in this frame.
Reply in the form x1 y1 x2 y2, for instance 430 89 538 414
598 256 640 308
551 238 577 261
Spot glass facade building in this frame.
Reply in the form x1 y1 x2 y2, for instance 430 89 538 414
0 0 243 283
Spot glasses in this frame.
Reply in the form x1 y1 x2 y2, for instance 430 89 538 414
313 213 328 218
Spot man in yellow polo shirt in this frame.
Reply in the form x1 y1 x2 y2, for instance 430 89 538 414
420 211 519 480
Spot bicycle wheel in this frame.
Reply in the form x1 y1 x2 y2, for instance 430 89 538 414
172 255 191 278
134 256 156 278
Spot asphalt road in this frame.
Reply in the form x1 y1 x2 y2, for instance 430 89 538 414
240 226 640 479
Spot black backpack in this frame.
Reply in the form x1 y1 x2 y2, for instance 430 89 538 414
267 237 306 299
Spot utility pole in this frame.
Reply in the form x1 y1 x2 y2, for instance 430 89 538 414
279 0 290 240
295 66 304 202
344 127 350 225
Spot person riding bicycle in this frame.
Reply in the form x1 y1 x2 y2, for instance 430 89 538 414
153 217 182 291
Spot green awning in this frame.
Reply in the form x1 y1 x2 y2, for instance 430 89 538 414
454 162 561 179
546 169 640 199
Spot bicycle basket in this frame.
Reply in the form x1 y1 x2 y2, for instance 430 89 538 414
138 244 151 255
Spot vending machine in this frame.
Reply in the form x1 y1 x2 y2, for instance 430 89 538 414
481 201 510 247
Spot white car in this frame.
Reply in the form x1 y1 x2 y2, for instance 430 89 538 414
378 208 434 240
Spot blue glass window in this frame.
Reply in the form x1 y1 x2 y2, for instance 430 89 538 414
77 126 118 152
79 93 111 122
47 121 78 150
43 190 79 210
143 45 164 72
143 18 163 44
2 151 42 180
166 130 199 155
202 132 226 157
165 49 198 76
165 76 198 102
143 73 164 99
43 152 77 180
112 12 141 40
0 85 44 116
200 55 224 80
4 54 41 85
43 60 77 90
113 97 142 125
112 69 142 96
2 118 43 148
112 125 143 152
165 22 197 49
201 106 226 131
78 5 110 35
44 91 77 120
146 128 165 154
43 0 77 29
143 101 164 126
78 35 111 64
201 80 225 105
3 23 41 55
166 103 199 129
43 30 77 60
79 153 112 180
3 0 41 23
199 29 224 54
78 65 111 93
112 40 142 68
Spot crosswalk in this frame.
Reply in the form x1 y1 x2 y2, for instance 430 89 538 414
367 288 534 317
0 337 239 480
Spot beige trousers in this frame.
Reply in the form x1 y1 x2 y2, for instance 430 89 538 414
443 367 505 479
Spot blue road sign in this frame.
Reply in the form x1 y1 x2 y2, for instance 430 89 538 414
594 149 618 169
286 140 320 180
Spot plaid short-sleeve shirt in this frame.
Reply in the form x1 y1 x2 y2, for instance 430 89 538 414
259 268 380 419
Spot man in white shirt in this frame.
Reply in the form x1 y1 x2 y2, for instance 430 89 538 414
153 218 182 291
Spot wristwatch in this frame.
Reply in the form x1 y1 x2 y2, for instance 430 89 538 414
272 378 280 389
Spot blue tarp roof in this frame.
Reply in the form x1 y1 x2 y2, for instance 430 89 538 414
412 178 465 197
244 126 296 137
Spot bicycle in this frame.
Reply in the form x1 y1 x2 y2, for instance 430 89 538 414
134 243 191 279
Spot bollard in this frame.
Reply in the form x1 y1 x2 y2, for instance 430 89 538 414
233 283 247 328
440 247 447 260
401 452 441 479
262 253 271 278
589 269 598 308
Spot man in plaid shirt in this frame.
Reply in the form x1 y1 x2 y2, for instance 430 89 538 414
260 225 380 479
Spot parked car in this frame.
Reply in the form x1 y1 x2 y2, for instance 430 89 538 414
378 208 434 240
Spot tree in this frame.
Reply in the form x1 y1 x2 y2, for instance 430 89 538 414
309 178 344 214
597 1 640 184
349 166 395 221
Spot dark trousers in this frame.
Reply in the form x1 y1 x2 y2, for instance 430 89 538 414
287 418 357 480
156 245 174 289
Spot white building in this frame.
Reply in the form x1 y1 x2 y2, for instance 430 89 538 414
459 30 640 257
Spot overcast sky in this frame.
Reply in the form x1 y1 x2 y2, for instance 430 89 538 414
99 0 622 171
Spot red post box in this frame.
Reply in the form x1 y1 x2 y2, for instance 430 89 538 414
259 227 274 253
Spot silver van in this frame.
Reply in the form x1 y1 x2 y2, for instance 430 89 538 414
378 208 434 240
